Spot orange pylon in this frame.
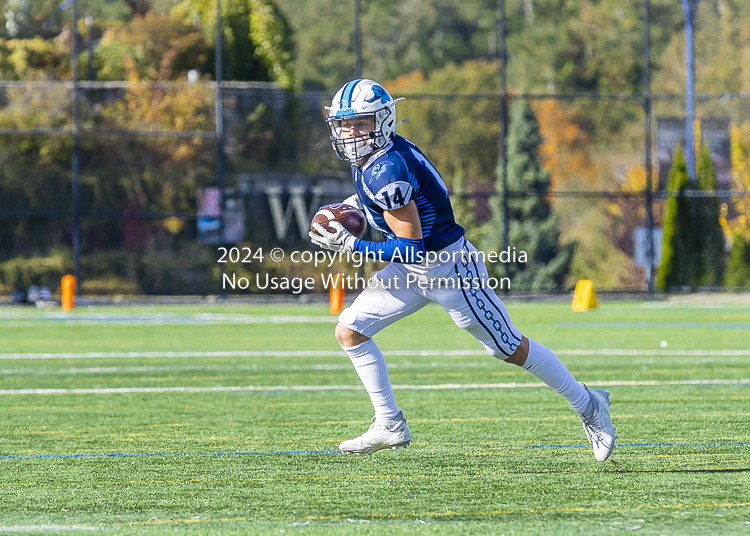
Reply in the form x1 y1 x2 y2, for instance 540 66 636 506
61 274 76 312
329 274 345 315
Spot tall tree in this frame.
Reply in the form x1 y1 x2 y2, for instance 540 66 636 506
695 144 725 286
171 0 298 89
657 144 700 289
93 13 211 81
449 163 481 243
723 233 750 287
483 99 572 290
721 121 750 287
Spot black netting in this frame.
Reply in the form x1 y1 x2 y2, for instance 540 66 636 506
2 0 750 296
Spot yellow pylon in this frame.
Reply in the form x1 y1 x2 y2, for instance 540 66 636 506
572 279 598 312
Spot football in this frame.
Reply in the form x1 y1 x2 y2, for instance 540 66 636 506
311 203 366 238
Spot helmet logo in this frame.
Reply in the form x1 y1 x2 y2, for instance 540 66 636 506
366 85 391 104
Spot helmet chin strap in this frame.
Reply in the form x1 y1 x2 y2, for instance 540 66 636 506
351 137 381 167
350 146 373 167
352 152 373 167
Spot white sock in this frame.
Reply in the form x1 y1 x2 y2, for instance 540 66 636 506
342 339 400 424
523 338 591 415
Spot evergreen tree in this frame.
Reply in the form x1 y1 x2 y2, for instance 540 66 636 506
695 144 725 286
483 99 572 290
657 144 700 289
450 166 480 244
723 233 750 287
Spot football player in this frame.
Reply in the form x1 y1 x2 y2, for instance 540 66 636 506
309 79 616 461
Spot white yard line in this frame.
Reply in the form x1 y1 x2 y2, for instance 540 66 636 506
0 378 747 395
556 349 750 356
0 312 337 327
1 349 750 360
0 350 349 360
0 525 102 532
0 362 498 375
2 356 746 376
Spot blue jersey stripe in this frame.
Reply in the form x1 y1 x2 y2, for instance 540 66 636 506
341 79 362 108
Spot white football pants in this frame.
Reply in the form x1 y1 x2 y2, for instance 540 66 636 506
338 238 523 358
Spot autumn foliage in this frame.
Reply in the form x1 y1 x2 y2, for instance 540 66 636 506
533 99 600 192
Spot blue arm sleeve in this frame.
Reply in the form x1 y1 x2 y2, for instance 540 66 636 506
353 236 426 264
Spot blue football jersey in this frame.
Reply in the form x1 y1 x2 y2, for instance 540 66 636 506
352 135 465 251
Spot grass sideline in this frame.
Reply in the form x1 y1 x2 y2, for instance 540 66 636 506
0 300 748 534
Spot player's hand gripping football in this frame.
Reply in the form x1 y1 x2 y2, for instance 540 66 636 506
309 221 356 252
341 193 363 211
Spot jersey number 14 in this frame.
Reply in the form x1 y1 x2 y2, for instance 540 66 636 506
381 187 405 209
375 181 412 210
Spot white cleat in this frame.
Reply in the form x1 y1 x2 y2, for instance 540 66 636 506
339 410 411 455
581 387 617 462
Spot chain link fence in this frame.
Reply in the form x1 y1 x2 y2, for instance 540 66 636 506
2 0 750 297
2 83 749 295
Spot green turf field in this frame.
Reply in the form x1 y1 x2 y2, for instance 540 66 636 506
0 299 748 534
